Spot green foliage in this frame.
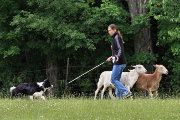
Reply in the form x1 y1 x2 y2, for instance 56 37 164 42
0 0 132 95
3 46 20 58
148 0 180 93
0 0 179 96
78 79 94 93
131 14 151 33
127 51 158 65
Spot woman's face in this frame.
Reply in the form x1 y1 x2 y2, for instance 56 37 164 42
108 27 116 36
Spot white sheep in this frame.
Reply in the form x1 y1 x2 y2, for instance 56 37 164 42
94 65 147 99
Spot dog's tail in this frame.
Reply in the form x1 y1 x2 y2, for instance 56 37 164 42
10 86 16 93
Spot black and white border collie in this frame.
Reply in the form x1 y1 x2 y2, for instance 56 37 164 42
10 78 53 100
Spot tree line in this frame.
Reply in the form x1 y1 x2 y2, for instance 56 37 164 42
0 0 179 96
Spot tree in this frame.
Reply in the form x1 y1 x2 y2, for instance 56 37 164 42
128 0 152 54
127 0 155 72
1 0 179 96
148 0 180 94
0 0 130 95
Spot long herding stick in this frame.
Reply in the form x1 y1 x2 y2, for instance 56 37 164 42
67 61 107 84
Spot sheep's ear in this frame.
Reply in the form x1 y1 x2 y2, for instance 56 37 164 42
132 65 136 68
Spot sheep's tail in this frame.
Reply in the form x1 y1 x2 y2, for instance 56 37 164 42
97 73 104 87
10 86 16 93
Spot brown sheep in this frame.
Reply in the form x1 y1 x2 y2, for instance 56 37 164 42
135 65 168 98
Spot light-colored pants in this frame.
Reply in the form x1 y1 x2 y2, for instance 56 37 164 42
111 64 130 99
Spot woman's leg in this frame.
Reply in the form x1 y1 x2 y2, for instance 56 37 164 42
119 64 130 97
111 64 130 99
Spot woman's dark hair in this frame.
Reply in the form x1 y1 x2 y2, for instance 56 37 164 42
108 24 125 44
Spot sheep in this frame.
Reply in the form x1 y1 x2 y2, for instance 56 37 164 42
94 64 147 99
135 64 168 99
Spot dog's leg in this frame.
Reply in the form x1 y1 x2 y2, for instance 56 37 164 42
30 96 33 100
41 96 45 100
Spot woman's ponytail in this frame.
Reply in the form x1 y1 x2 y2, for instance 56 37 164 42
117 29 125 44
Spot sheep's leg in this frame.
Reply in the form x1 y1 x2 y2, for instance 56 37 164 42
109 87 115 99
147 88 153 99
125 85 131 92
101 86 108 99
94 87 101 100
29 96 33 100
154 91 158 98
94 83 103 100
138 90 144 98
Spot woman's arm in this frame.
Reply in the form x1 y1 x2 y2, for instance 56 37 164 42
115 35 122 60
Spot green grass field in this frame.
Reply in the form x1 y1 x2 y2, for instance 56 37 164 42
0 98 180 120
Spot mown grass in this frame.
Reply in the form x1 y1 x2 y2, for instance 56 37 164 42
0 97 180 120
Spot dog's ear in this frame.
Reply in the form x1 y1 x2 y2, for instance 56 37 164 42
153 65 157 68
44 78 49 82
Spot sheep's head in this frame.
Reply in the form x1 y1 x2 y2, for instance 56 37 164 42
132 65 147 73
153 65 168 74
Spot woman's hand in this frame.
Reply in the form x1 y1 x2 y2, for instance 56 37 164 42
115 55 119 61
106 56 112 62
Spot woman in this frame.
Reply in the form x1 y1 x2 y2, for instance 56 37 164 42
106 24 131 99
